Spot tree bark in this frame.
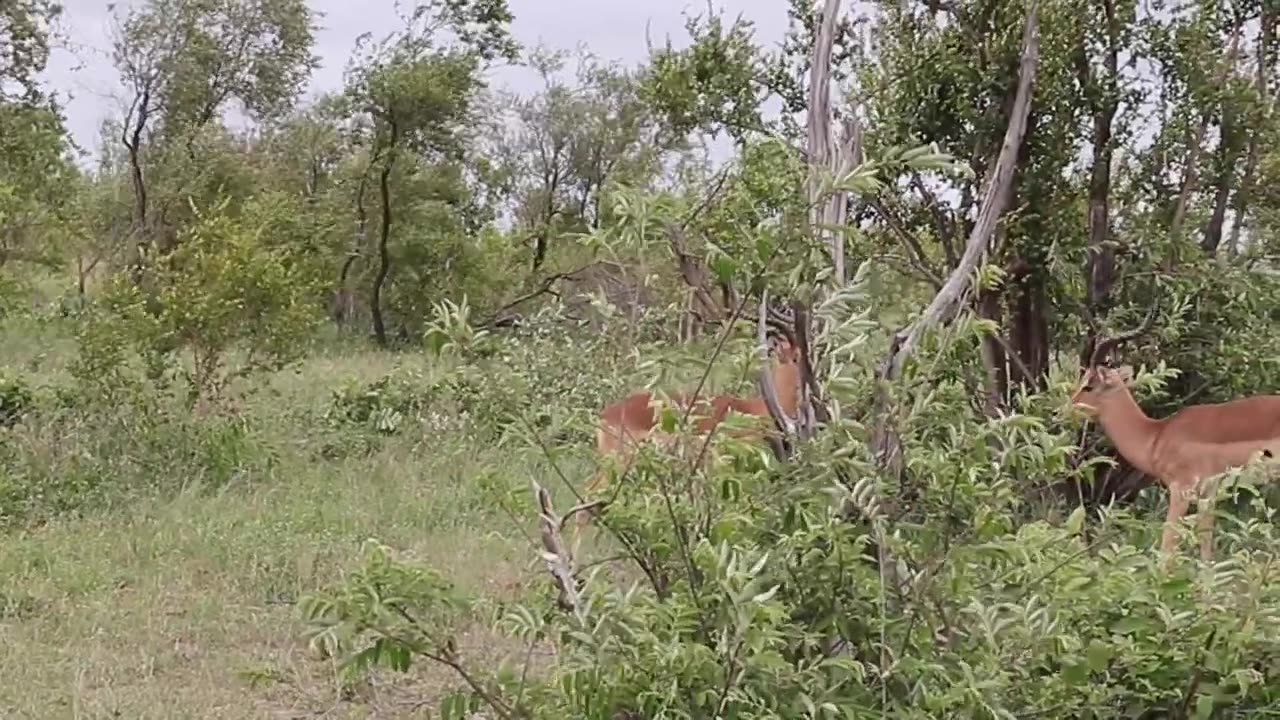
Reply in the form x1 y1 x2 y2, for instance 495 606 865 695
1077 0 1120 307
370 121 399 347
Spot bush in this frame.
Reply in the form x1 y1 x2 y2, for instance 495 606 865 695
73 195 322 409
301 266 1280 718
0 391 272 528
0 371 33 427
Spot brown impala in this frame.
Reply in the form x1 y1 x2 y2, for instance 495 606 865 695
1070 307 1280 562
572 335 802 551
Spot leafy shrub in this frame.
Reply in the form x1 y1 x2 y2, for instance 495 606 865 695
0 371 33 427
73 195 321 408
321 303 629 459
302 266 1280 718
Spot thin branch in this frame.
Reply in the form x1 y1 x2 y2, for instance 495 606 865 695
910 172 958 268
867 197 944 290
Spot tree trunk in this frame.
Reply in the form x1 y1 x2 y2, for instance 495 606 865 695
123 85 152 284
976 286 1007 415
335 170 371 328
1007 257 1050 388
1079 0 1119 308
370 123 399 347
1201 111 1238 255
1002 95 1049 390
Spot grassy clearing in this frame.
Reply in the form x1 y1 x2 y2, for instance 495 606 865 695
0 330 585 718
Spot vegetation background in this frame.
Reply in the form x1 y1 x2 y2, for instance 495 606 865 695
2 0 1280 717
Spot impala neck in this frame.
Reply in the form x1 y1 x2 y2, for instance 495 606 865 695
1095 388 1160 476
769 360 801 416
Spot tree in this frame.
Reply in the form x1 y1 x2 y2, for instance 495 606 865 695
0 0 75 286
0 0 61 102
109 0 318 272
495 47 683 270
343 0 518 345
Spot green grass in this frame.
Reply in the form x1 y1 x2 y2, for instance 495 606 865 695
0 330 589 718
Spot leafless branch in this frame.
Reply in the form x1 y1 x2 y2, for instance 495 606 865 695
532 481 586 621
481 262 612 328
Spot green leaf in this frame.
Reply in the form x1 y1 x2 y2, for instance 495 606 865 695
713 253 738 284
1110 616 1147 635
1066 505 1087 534
1085 639 1112 672
659 406 678 433
1061 659 1089 685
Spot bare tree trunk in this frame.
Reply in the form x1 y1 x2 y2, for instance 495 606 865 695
371 123 399 347
874 6 1039 472
766 0 863 451
122 85 152 284
1077 0 1120 307
805 0 862 288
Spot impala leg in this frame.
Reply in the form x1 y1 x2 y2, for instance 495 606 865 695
1160 484 1192 561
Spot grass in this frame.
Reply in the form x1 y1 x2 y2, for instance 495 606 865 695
0 320 588 718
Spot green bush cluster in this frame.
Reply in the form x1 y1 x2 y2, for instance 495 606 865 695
0 395 270 528
300 267 1280 718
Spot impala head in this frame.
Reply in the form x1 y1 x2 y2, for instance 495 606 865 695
1070 299 1159 418
1070 364 1135 416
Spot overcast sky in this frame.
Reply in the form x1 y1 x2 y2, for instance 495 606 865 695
41 0 791 159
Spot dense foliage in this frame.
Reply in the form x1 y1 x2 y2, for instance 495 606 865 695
3 0 1280 716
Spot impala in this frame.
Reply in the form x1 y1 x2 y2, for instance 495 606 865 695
1070 309 1280 562
572 335 803 550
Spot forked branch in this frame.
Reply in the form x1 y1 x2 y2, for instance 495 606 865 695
532 481 588 621
1088 302 1160 368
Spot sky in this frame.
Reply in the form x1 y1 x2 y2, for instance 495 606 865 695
41 0 792 160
